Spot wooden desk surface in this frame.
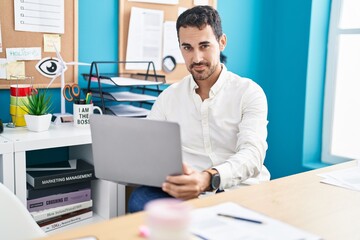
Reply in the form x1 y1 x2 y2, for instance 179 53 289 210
39 161 360 240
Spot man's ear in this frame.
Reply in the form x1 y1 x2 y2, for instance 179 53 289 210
219 34 227 51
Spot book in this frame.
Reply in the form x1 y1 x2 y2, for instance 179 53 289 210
26 159 95 189
39 208 93 232
27 188 91 212
31 199 93 222
26 159 77 171
27 181 91 200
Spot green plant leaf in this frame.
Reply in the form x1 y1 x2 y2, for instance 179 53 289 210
22 89 53 116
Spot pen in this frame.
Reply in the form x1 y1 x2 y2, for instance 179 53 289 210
192 232 209 240
217 213 263 224
85 92 92 104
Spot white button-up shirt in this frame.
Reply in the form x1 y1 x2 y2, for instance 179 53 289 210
148 65 270 189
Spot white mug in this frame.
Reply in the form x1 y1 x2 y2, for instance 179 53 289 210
73 103 103 127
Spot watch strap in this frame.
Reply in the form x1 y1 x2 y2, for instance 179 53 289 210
204 169 220 191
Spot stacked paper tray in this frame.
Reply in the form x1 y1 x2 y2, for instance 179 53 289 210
92 91 157 102
106 105 150 117
86 76 163 87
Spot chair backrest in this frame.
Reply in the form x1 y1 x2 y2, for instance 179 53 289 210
0 183 46 240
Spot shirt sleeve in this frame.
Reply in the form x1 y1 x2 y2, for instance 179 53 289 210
215 84 269 189
147 90 167 121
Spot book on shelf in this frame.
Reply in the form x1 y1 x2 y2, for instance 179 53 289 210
38 208 93 232
26 159 95 189
27 181 91 200
31 199 93 222
27 188 91 212
26 159 77 171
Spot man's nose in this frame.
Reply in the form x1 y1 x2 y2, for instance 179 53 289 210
192 49 203 63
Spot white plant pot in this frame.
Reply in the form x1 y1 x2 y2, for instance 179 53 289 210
24 114 52 132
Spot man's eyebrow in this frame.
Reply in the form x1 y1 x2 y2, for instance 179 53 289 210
181 43 191 47
199 41 210 45
181 41 210 47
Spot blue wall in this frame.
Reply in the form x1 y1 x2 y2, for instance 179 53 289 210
303 0 331 169
78 0 119 87
261 1 313 178
219 0 318 178
0 0 330 179
219 1 263 81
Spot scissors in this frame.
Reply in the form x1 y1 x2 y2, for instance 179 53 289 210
63 84 81 103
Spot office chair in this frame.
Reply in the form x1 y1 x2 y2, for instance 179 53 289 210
0 183 46 240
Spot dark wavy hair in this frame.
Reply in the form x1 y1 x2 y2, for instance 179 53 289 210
176 5 223 41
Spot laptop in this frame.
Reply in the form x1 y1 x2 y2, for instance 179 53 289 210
90 114 183 187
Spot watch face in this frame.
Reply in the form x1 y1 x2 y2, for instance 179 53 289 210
211 173 221 190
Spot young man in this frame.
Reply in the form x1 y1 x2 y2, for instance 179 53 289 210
128 5 270 212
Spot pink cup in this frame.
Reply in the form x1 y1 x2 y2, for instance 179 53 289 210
145 199 191 240
10 84 37 97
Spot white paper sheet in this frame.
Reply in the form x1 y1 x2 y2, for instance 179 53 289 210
163 21 184 64
128 0 178 4
0 22 3 53
6 47 42 61
14 0 64 34
6 61 25 79
194 0 209 6
318 162 360 191
190 202 320 240
0 58 7 79
125 7 163 71
178 7 187 17
43 34 61 52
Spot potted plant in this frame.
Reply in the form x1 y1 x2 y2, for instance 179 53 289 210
22 89 53 132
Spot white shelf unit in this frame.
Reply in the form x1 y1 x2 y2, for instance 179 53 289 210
0 124 125 231
0 135 14 192
84 61 165 117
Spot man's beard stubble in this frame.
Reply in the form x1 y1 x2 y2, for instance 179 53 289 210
189 61 217 81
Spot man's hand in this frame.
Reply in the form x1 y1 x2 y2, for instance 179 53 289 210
162 163 211 200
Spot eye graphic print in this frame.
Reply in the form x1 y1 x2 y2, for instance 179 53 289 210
35 57 61 78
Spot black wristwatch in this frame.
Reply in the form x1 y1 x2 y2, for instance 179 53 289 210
204 169 221 191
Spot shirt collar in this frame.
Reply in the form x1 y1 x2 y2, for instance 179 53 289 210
210 64 227 97
190 75 198 91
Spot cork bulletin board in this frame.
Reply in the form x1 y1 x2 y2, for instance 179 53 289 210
0 0 78 89
119 0 217 84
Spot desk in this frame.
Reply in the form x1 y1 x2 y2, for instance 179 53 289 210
0 135 14 192
38 160 360 240
1 124 126 222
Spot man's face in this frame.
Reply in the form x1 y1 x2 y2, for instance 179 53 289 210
178 25 225 81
